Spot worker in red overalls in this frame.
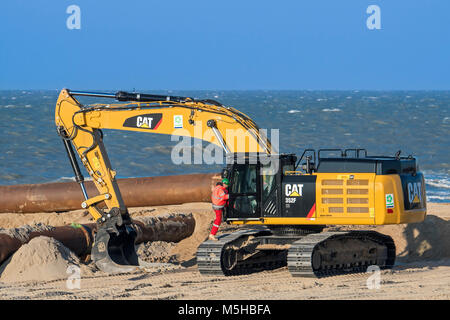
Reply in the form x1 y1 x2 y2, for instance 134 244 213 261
209 178 230 241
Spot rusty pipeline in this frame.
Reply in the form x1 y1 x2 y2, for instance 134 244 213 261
0 173 220 213
0 213 195 265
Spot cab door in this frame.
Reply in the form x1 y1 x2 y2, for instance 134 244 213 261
226 164 260 219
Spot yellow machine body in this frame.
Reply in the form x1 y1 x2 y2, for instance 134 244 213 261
230 172 426 226
55 88 427 275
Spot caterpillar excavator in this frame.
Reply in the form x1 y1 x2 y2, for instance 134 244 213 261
55 89 427 277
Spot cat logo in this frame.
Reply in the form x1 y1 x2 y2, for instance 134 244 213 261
137 116 153 128
123 113 163 130
408 182 422 204
285 184 303 197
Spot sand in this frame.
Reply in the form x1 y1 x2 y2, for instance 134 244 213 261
0 202 448 299
0 236 80 283
137 241 178 264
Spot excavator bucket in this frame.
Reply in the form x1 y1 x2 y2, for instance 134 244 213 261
91 223 140 274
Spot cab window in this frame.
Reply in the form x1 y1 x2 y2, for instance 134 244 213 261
231 165 257 194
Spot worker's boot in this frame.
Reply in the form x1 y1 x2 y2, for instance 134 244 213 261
208 234 218 241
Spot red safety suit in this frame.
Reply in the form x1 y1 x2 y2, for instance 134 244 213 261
210 185 229 235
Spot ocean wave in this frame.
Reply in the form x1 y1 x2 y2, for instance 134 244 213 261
51 176 93 183
288 109 301 113
322 108 341 112
427 195 450 201
425 178 450 190
1 104 32 109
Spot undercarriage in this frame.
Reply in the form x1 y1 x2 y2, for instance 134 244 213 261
197 226 396 277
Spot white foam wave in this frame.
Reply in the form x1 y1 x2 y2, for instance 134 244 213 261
288 109 300 113
54 176 76 182
52 176 93 183
427 195 450 201
322 108 341 112
426 178 450 190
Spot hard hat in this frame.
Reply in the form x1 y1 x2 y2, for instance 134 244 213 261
222 178 230 185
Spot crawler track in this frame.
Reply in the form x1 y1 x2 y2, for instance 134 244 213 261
287 231 396 277
197 228 286 276
197 229 396 278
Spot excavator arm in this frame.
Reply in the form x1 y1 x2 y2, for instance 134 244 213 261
55 89 271 272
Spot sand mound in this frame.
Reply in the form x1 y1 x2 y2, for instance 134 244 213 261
326 214 450 263
378 214 450 263
0 236 80 283
169 210 215 266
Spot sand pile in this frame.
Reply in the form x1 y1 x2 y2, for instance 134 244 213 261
326 214 450 263
0 236 80 283
378 214 450 263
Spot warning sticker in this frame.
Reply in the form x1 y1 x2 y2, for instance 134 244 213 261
385 194 394 208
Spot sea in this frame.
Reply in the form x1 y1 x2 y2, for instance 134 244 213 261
0 90 449 203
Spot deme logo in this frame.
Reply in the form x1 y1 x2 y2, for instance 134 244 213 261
407 182 422 204
285 184 303 197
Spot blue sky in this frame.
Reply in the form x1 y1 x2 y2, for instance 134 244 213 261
0 0 449 90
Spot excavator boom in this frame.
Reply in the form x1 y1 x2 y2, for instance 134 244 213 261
55 89 272 272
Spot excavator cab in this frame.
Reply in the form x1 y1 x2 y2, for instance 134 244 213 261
223 153 297 221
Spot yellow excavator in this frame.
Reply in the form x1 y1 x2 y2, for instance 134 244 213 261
55 89 427 276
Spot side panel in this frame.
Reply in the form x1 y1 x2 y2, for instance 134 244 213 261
401 173 426 211
316 173 376 224
374 174 426 224
229 173 427 226
282 175 316 218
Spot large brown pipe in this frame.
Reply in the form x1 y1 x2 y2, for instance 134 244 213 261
0 213 195 265
0 173 220 213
